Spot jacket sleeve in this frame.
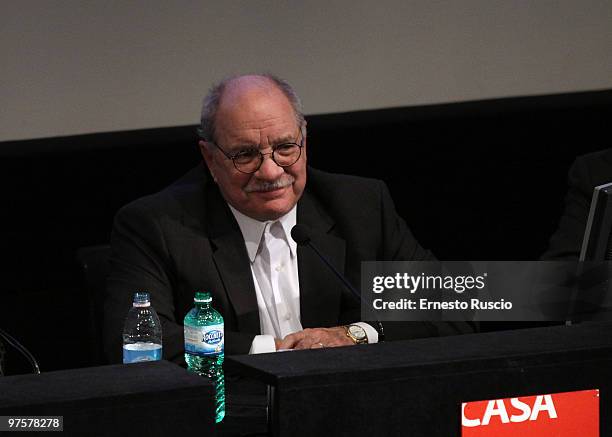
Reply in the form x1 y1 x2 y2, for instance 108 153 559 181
379 180 435 262
104 200 185 364
376 181 475 338
103 201 255 365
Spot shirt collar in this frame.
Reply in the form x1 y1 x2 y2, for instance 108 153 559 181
228 204 298 262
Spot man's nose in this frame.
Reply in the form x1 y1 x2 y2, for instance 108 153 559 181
254 151 284 180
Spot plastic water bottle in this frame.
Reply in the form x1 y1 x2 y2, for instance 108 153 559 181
184 291 225 423
122 292 162 363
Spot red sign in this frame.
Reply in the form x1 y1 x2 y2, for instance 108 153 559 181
462 389 599 436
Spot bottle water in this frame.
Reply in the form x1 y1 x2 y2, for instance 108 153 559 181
123 292 162 363
184 291 225 423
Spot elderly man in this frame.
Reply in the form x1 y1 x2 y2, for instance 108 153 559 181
103 74 468 363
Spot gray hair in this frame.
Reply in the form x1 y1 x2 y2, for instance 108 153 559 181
198 73 306 143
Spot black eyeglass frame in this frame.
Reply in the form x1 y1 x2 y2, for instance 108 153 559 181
201 128 305 174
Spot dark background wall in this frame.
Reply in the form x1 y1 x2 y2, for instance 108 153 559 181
1 89 611 374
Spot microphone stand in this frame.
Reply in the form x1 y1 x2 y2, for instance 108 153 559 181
292 226 385 341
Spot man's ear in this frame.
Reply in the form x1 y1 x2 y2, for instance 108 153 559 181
199 140 217 182
198 140 213 168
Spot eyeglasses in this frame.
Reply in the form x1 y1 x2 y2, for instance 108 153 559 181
209 130 304 174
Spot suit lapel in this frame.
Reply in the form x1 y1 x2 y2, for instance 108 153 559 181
297 190 346 328
205 186 261 334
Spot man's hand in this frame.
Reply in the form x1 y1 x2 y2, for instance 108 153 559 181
276 327 355 350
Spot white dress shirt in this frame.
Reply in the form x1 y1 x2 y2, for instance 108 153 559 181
228 204 378 353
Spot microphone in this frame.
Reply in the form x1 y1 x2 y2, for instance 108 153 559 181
291 224 385 341
290 224 311 246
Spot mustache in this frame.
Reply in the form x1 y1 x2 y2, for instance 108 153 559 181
244 174 295 193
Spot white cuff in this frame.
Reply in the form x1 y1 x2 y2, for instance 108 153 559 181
249 334 277 354
354 322 378 344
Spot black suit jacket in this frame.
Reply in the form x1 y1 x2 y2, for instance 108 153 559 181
542 148 612 260
104 164 468 363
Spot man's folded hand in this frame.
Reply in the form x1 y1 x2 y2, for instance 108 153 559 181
277 327 354 350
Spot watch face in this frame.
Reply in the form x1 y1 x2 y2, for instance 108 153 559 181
348 325 366 339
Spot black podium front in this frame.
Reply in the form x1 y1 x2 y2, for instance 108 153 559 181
229 322 612 436
0 360 215 436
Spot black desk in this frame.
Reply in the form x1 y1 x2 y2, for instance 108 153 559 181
229 322 612 436
0 361 215 436
3 323 612 436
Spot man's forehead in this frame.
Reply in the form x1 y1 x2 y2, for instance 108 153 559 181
222 126 297 148
215 79 298 144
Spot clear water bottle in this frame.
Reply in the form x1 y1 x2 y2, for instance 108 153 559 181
184 291 225 423
122 292 162 364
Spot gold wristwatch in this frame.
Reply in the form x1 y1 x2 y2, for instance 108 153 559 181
344 324 368 344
